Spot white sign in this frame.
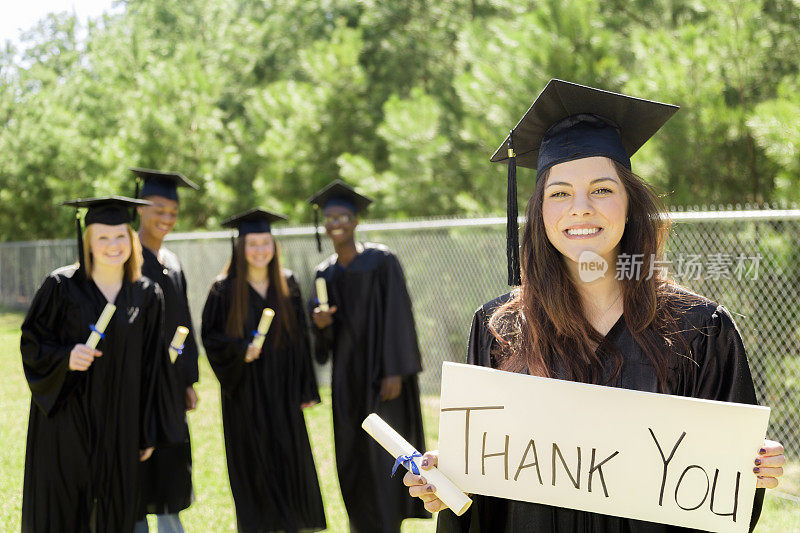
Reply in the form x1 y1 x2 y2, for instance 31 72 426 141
438 362 770 532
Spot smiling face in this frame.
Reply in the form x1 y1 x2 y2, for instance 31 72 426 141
542 156 629 268
244 232 274 270
322 204 357 246
88 223 132 270
137 195 179 240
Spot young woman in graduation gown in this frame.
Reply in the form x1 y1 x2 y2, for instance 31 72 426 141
404 80 786 532
201 209 326 533
20 197 183 533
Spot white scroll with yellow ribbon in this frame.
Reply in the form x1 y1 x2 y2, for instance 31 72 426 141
362 413 472 516
315 277 330 312
251 308 275 351
169 326 190 364
86 303 116 349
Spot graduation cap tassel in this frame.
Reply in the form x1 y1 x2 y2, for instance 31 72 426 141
313 206 322 253
75 211 85 273
506 131 521 286
229 235 236 274
131 177 141 223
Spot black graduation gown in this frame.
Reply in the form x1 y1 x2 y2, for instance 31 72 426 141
138 246 197 516
310 243 429 532
20 265 175 533
201 270 326 533
436 290 766 533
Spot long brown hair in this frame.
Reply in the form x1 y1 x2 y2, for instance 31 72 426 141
489 160 691 391
221 235 298 346
82 224 143 282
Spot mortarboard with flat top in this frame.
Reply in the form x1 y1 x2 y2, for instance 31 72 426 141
130 167 199 202
306 180 374 252
221 208 289 236
307 179 373 214
62 196 153 271
491 79 679 285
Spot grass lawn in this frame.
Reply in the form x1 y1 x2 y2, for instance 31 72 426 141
1 308 798 531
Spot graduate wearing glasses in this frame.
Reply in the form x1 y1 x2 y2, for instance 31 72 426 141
308 181 428 532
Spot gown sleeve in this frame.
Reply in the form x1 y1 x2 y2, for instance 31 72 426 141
685 304 765 531
174 267 199 387
308 272 335 365
288 273 321 404
466 304 495 368
158 283 189 447
687 304 758 403
436 304 493 531
139 281 186 449
379 253 423 377
20 274 74 417
201 282 250 393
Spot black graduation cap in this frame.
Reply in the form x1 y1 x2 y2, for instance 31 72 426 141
306 180 374 252
130 167 199 202
221 208 288 274
491 79 679 285
221 208 289 236
62 196 152 272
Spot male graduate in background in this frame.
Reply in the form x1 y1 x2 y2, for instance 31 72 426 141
132 167 200 533
308 180 428 532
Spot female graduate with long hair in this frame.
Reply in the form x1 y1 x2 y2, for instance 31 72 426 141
201 208 326 533
21 196 181 533
404 80 786 532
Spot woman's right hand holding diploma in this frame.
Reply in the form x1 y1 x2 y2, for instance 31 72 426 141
312 305 337 329
69 343 101 371
404 451 448 513
244 343 261 363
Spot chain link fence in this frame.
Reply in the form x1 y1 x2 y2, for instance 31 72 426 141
2 209 799 464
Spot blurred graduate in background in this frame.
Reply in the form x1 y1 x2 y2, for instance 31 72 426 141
131 168 200 533
21 196 183 533
201 208 326 533
308 181 428 532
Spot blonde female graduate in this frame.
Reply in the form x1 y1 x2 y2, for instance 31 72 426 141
405 80 786 532
201 209 325 533
21 196 182 533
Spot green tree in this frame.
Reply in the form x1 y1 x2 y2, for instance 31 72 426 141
1 0 799 241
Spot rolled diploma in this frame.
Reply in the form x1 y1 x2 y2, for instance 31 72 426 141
251 308 275 351
169 326 190 364
362 413 472 516
86 303 116 349
315 277 330 312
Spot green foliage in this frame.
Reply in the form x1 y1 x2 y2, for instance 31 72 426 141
748 73 800 203
1 0 799 240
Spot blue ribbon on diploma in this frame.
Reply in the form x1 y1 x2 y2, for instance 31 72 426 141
89 324 105 339
170 344 183 355
251 330 262 338
391 452 422 477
